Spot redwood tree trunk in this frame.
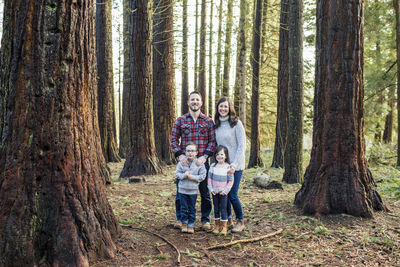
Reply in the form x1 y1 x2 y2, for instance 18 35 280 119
194 0 199 90
181 0 189 115
120 0 162 176
153 0 176 165
271 0 289 168
222 0 233 96
215 0 223 100
96 0 121 163
198 0 207 114
248 0 263 168
394 0 400 166
294 0 386 217
0 1 120 265
208 0 214 116
283 0 304 184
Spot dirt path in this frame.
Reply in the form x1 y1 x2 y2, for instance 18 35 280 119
91 161 400 266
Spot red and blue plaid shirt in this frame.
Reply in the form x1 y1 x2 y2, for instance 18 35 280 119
170 113 216 158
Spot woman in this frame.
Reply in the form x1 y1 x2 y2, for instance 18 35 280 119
214 97 246 232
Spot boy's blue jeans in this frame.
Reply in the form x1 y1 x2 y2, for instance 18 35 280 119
212 194 228 221
180 193 197 227
227 170 244 220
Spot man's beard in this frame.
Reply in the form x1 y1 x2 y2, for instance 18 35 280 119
189 105 200 112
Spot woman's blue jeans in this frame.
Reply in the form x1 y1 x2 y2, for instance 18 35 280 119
227 170 244 220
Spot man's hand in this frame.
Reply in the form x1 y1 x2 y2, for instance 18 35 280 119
227 165 236 175
196 155 207 166
179 155 188 166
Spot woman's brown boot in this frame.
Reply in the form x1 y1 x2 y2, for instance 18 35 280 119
232 220 245 233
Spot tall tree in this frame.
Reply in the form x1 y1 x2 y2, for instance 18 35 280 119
383 85 395 143
96 0 121 163
233 0 247 125
0 1 120 264
194 0 199 90
208 0 214 116
394 0 400 166
248 0 263 168
222 0 234 96
271 0 289 168
181 0 189 115
282 0 304 184
120 0 161 176
119 0 131 158
215 0 224 100
198 0 207 114
295 0 386 217
153 0 176 165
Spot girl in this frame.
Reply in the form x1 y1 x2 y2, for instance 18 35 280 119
207 145 233 235
214 97 246 233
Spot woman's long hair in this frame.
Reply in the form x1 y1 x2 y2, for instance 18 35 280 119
214 97 239 128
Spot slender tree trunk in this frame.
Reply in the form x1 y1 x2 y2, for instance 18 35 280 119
283 0 303 184
181 0 189 115
248 0 263 168
271 0 289 168
153 0 176 165
394 0 400 166
295 0 386 217
194 0 199 90
199 0 207 114
234 0 247 126
0 1 120 265
119 0 131 158
208 0 214 116
96 0 121 163
222 0 234 96
215 0 223 100
118 23 122 140
261 0 268 65
120 0 161 176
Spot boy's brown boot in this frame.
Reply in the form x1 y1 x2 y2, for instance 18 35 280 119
220 221 228 235
231 220 245 233
213 219 220 234
181 224 188 233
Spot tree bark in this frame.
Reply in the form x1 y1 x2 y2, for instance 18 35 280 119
153 0 176 165
271 0 289 168
222 0 234 96
208 0 214 116
96 0 121 163
283 0 303 184
394 0 400 166
181 0 189 115
382 86 394 143
194 0 199 90
119 0 131 158
120 0 162 177
248 0 264 168
198 0 207 114
0 1 120 265
215 0 224 100
295 0 386 217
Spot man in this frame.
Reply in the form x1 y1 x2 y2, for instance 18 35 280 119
171 91 216 230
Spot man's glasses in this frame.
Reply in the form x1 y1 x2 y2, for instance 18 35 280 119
186 150 197 153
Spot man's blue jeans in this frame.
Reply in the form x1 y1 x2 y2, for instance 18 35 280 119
227 170 244 220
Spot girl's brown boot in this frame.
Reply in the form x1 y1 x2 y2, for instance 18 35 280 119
220 221 228 235
213 219 220 234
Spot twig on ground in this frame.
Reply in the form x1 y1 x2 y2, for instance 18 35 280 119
388 213 400 218
123 225 181 264
207 229 283 250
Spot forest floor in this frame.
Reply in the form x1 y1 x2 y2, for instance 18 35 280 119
91 159 400 267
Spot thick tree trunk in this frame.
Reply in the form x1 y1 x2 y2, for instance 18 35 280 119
153 0 176 165
234 0 247 126
0 1 120 265
198 0 207 114
295 0 386 217
120 0 161 177
222 0 234 96
248 0 263 168
394 0 400 166
208 0 214 116
119 0 131 158
215 0 223 100
96 0 121 163
283 0 303 184
181 0 189 115
271 0 289 168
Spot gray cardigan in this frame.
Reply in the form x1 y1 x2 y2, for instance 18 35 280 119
175 158 206 195
215 117 246 171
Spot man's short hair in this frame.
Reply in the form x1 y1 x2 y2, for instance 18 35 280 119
189 91 202 100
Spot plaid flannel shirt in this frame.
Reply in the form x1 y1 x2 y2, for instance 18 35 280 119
170 113 216 158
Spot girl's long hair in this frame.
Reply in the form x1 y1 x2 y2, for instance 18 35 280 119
213 145 230 164
214 97 239 128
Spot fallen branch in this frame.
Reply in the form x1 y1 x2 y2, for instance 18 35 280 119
207 228 283 250
122 225 181 264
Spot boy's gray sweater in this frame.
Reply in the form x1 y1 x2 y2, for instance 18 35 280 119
175 158 206 195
